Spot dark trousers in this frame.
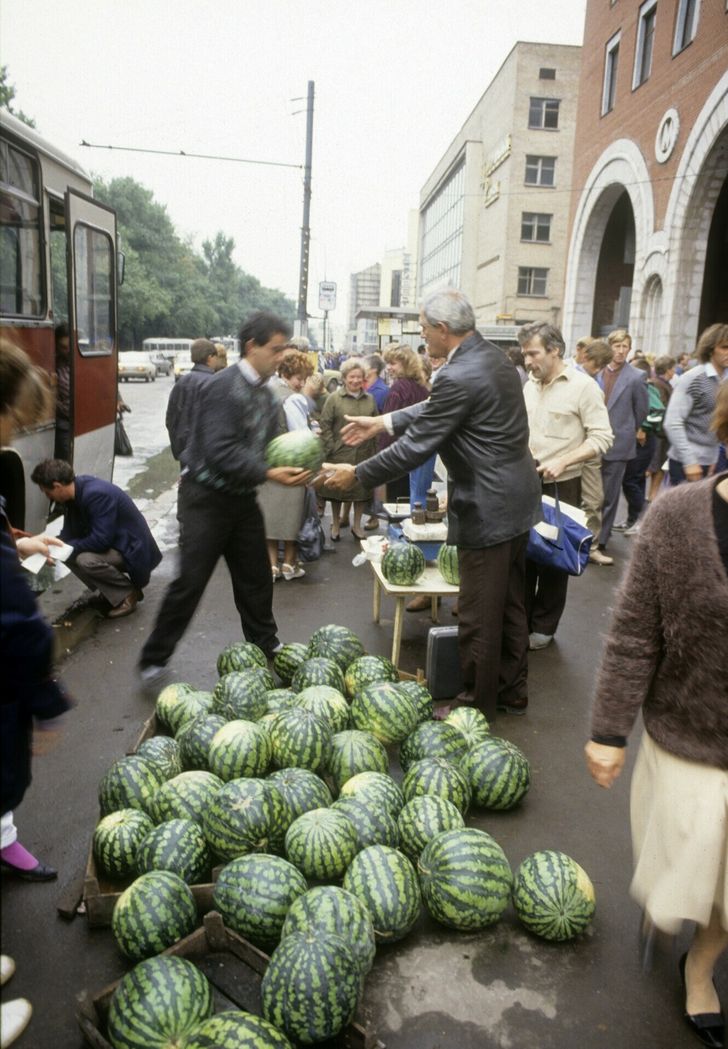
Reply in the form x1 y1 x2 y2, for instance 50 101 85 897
621 435 656 522
525 476 581 637
458 532 529 720
668 459 712 486
140 479 278 669
599 459 628 547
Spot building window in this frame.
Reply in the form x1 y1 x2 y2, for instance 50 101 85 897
602 32 621 114
539 67 556 79
521 212 552 242
633 0 657 89
390 270 402 308
528 97 560 130
673 0 699 53
518 267 549 296
524 155 556 187
419 161 465 297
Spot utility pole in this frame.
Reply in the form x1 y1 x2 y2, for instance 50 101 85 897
295 81 315 339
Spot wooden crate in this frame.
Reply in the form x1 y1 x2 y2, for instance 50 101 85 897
76 911 382 1049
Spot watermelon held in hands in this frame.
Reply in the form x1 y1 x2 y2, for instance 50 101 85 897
512 849 596 941
381 542 425 586
266 429 324 473
437 543 460 585
418 827 512 931
111 870 198 961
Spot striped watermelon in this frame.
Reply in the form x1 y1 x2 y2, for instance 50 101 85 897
268 708 332 773
381 541 425 585
267 767 333 819
326 730 389 792
399 721 470 772
291 657 345 694
281 885 376 979
216 640 267 676
266 429 324 472
436 543 459 585
343 844 421 943
307 624 365 672
418 827 512 930
332 797 400 851
202 778 291 861
106 955 213 1049
295 685 350 733
99 756 167 817
136 819 210 884
512 850 596 941
208 719 272 780
176 713 227 771
212 668 272 722
397 796 465 861
153 682 195 728
135 736 182 780
273 643 309 686
262 931 359 1045
397 679 434 723
338 770 405 816
285 807 359 881
445 706 490 747
462 736 530 810
402 757 471 815
111 870 198 961
265 688 299 714
150 770 224 825
93 809 155 880
156 687 213 735
213 853 307 948
343 654 399 699
350 681 419 744
182 1010 293 1049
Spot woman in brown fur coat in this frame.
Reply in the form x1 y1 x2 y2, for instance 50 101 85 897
586 382 728 1049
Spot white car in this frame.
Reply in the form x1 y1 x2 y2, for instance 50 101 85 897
118 352 157 382
174 353 194 381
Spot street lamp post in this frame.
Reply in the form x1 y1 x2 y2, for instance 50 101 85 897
295 81 315 338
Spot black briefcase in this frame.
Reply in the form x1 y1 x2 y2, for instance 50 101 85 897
425 626 463 700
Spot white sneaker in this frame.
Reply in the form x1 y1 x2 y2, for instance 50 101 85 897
281 563 305 581
0 956 14 987
612 520 630 531
624 521 641 536
271 565 281 582
529 632 553 650
137 664 170 696
1 999 32 1048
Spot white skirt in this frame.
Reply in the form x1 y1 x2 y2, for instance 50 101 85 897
630 732 728 933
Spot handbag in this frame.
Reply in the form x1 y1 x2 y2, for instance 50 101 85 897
296 487 326 563
114 413 133 457
526 486 592 576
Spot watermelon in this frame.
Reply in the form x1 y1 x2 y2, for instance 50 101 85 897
332 797 400 851
281 885 376 979
343 654 399 699
136 819 210 884
202 777 291 861
208 719 271 780
267 767 333 819
156 686 212 735
436 543 459 585
418 827 512 930
106 955 213 1049
291 657 345 694
381 541 425 585
135 736 182 780
295 685 350 733
343 844 421 942
350 680 419 744
176 713 227 771
399 721 470 772
153 682 195 727
284 807 358 881
512 850 596 941
182 1010 292 1049
444 705 490 747
338 770 405 816
212 668 272 721
266 429 324 473
397 679 434 723
462 736 530 810
307 624 365 672
326 729 389 792
93 809 155 880
265 688 299 714
268 708 332 773
111 870 197 961
213 853 307 948
402 757 471 815
272 643 309 686
262 931 359 1045
397 796 465 861
99 756 167 817
216 640 267 676
150 770 224 825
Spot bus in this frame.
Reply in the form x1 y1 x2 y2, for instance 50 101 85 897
1 110 119 532
142 337 194 365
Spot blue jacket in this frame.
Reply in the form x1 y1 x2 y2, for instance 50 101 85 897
366 376 390 413
60 476 162 588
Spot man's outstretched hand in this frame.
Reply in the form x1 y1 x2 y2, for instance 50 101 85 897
317 463 357 492
340 415 384 446
266 466 312 487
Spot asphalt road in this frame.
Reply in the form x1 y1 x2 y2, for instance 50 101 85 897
2 393 719 1049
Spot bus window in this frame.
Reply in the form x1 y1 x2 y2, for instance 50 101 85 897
49 198 68 324
0 139 43 316
73 224 114 355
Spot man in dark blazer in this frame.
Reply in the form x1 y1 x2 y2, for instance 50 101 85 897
30 460 162 619
165 338 227 464
322 289 542 719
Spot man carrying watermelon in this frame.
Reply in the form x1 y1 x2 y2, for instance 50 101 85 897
320 289 541 720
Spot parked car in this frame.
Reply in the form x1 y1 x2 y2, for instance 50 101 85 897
323 368 342 393
174 352 194 381
146 352 173 376
118 352 157 382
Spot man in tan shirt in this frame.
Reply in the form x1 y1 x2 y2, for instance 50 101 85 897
519 323 613 649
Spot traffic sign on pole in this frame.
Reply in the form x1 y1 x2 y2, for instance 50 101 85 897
319 281 337 311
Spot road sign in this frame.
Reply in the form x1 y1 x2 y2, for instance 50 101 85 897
319 281 337 311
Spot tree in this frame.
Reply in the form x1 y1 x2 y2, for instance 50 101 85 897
0 65 36 127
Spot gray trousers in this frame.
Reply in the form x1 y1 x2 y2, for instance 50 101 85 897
599 460 628 547
580 458 603 537
71 549 133 606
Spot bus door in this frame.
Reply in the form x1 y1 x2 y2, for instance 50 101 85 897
65 188 118 483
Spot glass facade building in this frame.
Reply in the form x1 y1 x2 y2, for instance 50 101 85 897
418 161 465 298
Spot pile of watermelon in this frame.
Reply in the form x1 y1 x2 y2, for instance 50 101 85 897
90 626 595 1048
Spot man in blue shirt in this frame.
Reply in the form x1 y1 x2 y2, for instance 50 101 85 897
364 355 389 412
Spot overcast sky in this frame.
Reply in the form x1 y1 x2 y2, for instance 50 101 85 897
2 0 586 337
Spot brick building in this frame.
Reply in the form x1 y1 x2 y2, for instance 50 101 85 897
563 0 728 356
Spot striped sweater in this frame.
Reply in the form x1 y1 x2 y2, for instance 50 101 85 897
663 362 723 466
